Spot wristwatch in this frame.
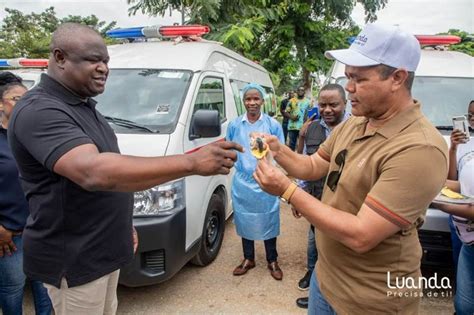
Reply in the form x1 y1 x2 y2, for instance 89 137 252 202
280 182 298 204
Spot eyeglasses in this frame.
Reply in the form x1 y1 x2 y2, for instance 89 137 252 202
2 96 22 103
326 149 347 191
467 113 474 119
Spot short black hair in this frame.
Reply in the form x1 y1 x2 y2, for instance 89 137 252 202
320 83 346 102
0 71 25 98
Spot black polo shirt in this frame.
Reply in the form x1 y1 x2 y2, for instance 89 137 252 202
8 74 133 288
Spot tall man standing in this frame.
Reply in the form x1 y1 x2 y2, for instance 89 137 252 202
286 86 310 151
279 90 294 145
253 23 448 314
8 23 242 315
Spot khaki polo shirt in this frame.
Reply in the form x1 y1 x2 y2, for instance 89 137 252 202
316 103 448 315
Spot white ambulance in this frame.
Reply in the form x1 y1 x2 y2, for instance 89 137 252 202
1 25 277 287
325 35 474 268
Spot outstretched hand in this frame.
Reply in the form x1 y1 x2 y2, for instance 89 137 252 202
253 155 291 196
192 141 244 176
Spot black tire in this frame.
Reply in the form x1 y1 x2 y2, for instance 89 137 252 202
191 194 226 266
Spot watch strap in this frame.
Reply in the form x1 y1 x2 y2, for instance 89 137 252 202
281 182 297 203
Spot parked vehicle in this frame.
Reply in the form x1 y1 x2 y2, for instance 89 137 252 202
0 24 278 287
325 35 474 268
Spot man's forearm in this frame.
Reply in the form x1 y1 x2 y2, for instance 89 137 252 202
436 202 474 220
447 148 458 180
275 147 326 181
84 153 195 192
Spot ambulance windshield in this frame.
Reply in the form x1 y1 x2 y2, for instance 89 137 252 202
96 69 193 134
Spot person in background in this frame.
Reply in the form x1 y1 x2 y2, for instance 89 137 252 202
286 86 310 151
8 23 242 315
0 72 52 315
253 23 448 314
227 83 285 280
279 90 294 145
432 100 474 314
293 83 349 309
446 101 474 276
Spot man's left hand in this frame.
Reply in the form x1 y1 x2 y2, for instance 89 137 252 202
253 157 292 196
0 226 17 257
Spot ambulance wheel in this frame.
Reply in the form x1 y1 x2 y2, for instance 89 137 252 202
191 194 225 266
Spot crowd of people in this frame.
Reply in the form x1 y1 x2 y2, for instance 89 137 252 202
0 21 472 315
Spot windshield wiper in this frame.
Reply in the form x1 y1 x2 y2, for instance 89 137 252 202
436 126 453 131
103 116 157 133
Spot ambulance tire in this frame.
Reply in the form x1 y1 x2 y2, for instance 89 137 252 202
191 194 225 266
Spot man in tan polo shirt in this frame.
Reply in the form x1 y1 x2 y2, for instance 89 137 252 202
253 23 448 314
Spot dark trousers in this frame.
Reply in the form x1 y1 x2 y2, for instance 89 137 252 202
242 237 278 263
288 130 299 151
282 121 288 145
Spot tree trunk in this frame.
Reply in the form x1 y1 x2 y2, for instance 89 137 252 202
302 67 311 95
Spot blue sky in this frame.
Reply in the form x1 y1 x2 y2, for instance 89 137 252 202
0 0 472 34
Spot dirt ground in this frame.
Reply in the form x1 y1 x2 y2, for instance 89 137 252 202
24 201 453 314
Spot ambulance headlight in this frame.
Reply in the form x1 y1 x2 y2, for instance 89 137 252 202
133 179 185 216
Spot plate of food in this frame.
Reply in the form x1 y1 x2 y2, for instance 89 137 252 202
433 187 474 204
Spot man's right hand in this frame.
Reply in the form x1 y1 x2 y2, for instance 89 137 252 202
191 141 243 176
0 226 17 257
249 133 283 159
450 129 469 150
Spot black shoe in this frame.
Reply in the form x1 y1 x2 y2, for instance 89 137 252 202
296 297 308 309
298 270 312 290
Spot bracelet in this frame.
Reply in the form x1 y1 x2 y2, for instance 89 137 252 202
280 182 298 204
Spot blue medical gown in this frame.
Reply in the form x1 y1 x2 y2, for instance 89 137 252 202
226 113 284 240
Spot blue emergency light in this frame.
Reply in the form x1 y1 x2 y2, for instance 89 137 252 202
106 25 210 40
106 26 150 39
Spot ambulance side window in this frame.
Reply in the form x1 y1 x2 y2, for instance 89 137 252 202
193 77 226 122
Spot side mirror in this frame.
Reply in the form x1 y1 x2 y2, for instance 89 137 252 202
189 109 221 140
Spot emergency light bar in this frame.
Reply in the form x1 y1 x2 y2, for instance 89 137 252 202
106 25 210 39
0 58 49 68
415 35 461 46
348 35 461 46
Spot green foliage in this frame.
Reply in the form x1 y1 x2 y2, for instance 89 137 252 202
0 7 118 58
126 0 385 93
438 29 474 57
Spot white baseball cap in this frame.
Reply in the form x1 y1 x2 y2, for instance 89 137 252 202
325 23 421 72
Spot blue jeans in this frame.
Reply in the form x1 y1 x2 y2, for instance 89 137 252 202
455 244 474 315
308 269 336 315
0 235 52 315
307 226 317 271
288 130 299 151
282 120 288 145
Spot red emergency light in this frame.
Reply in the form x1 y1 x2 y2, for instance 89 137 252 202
19 58 49 67
159 25 210 37
0 58 48 68
415 35 461 46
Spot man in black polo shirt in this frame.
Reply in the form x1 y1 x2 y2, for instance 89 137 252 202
8 23 242 314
